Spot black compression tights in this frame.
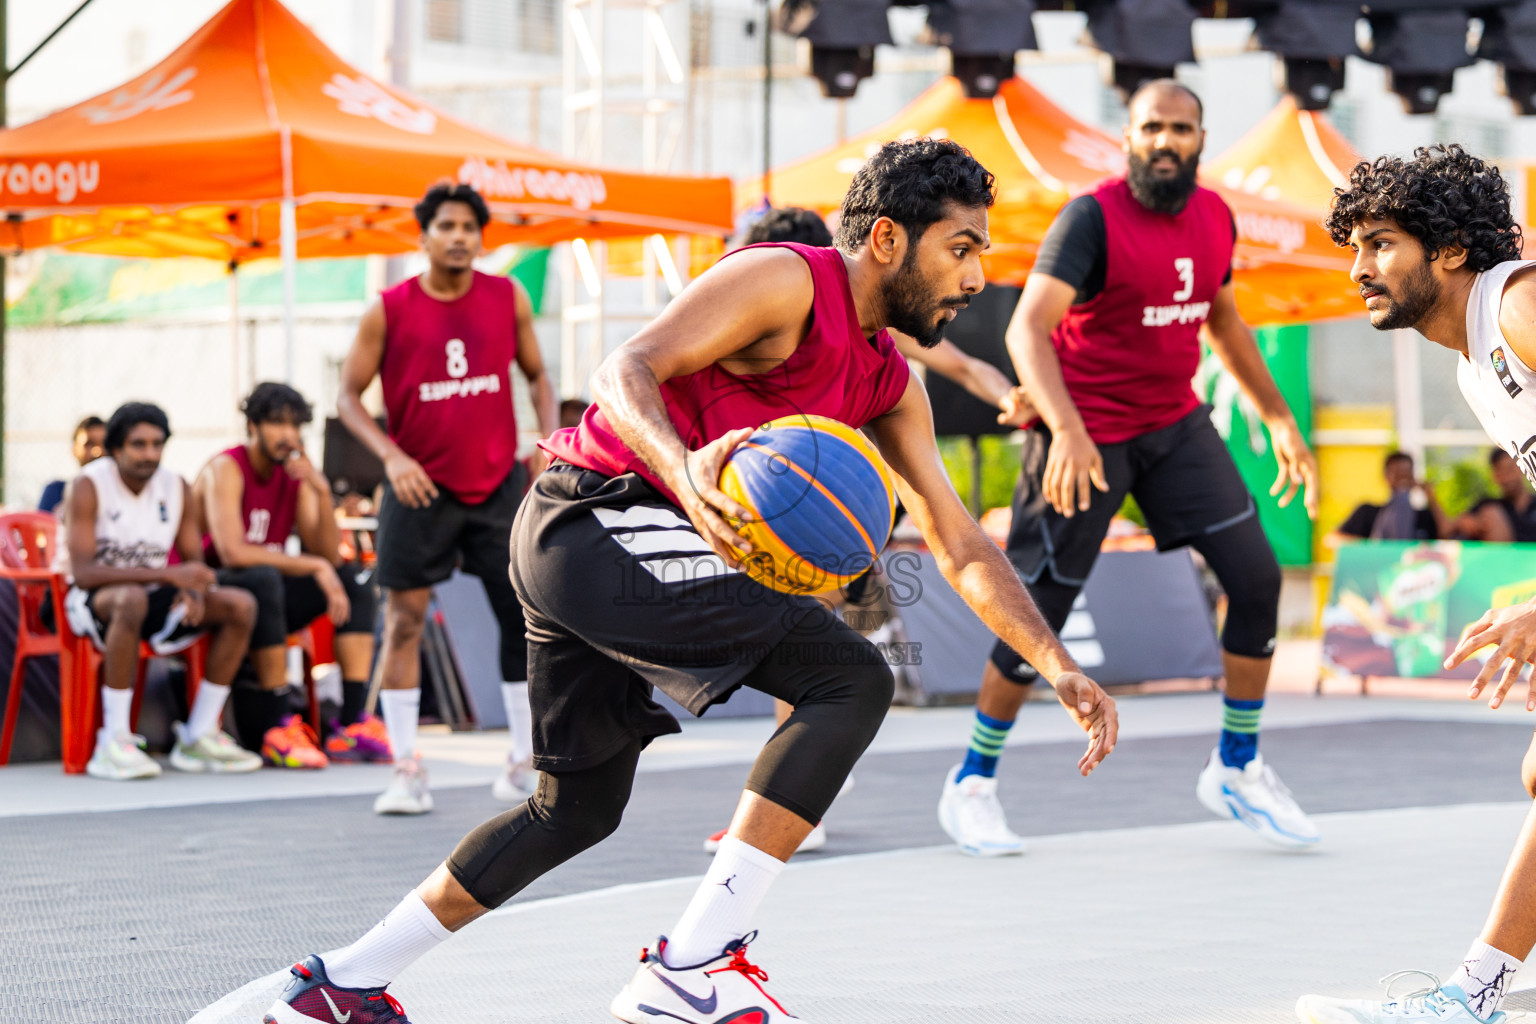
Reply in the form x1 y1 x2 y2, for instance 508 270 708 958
446 608 894 910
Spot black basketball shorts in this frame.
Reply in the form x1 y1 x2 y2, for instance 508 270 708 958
510 462 832 772
375 463 527 591
1003 403 1256 588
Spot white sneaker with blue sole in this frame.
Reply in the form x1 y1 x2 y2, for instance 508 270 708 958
937 764 1025 857
1197 748 1320 850
1297 972 1506 1023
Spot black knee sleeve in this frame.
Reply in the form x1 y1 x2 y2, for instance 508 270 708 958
988 573 1081 683
218 565 287 649
339 563 379 636
446 739 641 909
1195 514 1281 659
738 610 894 824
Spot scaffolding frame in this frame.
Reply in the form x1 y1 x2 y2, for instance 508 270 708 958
561 0 694 399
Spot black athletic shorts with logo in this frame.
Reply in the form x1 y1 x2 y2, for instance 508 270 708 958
511 462 840 772
375 463 528 591
1004 403 1255 586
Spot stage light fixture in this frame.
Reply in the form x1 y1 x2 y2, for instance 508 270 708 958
927 0 1036 98
778 0 891 99
1367 10 1474 115
1084 0 1197 100
1479 0 1536 115
1252 1 1358 110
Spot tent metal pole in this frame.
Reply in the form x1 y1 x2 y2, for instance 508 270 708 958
280 199 298 384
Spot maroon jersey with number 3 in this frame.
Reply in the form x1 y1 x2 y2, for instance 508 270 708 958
1054 177 1235 444
202 445 301 568
380 271 519 504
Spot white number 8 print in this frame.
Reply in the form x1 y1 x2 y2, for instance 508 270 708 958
445 338 469 378
1173 258 1194 302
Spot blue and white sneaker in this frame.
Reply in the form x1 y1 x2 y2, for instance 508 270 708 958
264 955 412 1024
937 764 1026 857
611 932 801 1023
1297 972 1506 1023
1197 749 1320 850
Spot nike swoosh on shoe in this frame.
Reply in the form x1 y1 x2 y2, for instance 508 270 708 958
654 970 719 1015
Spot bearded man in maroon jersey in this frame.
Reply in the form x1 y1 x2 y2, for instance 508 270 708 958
938 80 1321 858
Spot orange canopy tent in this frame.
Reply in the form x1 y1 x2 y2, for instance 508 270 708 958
1205 95 1360 213
0 0 733 258
749 77 1359 326
0 0 733 377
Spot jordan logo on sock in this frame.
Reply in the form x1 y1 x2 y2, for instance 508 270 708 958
717 874 737 895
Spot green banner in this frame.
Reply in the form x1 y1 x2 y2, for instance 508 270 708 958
1323 539 1536 679
1196 324 1313 566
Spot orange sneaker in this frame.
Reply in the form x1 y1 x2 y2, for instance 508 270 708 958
324 714 393 763
262 715 329 769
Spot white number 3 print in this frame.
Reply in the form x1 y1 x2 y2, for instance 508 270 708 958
446 338 469 378
1173 258 1194 302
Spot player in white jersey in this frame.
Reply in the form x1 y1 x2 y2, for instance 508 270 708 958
1294 146 1530 1024
57 402 261 780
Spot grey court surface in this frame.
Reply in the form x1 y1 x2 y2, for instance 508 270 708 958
6 691 1536 1024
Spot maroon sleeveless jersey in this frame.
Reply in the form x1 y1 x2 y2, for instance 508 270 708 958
1054 178 1234 444
202 445 302 568
380 271 519 504
541 243 911 506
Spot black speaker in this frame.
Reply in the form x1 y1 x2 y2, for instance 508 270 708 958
322 415 388 498
926 284 1023 438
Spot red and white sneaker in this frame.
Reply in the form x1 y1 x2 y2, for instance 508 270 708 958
611 933 801 1024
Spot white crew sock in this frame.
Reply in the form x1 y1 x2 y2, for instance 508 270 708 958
379 688 421 763
501 681 533 765
1449 939 1524 1020
184 681 231 741
664 836 785 967
101 686 133 739
320 890 452 990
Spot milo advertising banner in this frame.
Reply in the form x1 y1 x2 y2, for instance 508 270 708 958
1322 540 1536 680
1195 324 1313 567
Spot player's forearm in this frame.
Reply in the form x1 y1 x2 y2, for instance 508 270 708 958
963 359 1014 409
304 485 342 567
528 368 559 437
337 390 401 463
1009 326 1085 436
1207 324 1292 425
591 351 689 491
71 563 179 590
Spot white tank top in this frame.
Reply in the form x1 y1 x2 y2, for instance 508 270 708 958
55 456 184 581
1458 259 1536 486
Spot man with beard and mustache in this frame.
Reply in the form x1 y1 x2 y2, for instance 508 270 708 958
263 137 1118 1024
195 383 382 769
938 79 1321 857
337 183 559 816
1296 146 1533 1024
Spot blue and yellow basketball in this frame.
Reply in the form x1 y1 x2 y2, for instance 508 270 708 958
718 415 896 596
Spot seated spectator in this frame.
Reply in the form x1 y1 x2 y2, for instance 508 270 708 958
1329 451 1446 545
38 416 105 514
1455 449 1536 542
56 402 259 780
195 383 385 769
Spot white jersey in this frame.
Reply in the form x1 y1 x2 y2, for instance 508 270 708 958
1458 259 1536 486
55 456 184 582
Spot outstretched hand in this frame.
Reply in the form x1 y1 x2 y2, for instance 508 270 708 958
1446 601 1536 711
1052 671 1118 776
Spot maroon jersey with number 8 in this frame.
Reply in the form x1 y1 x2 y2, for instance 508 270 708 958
380 271 519 504
1054 177 1235 444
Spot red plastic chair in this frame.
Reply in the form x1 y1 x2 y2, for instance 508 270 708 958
0 512 63 766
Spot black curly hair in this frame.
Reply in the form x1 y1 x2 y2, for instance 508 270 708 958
833 138 996 252
242 382 313 426
744 207 833 247
415 183 491 232
1324 144 1522 272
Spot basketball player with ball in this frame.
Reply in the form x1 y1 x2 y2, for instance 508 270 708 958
265 139 1117 1024
939 80 1321 857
